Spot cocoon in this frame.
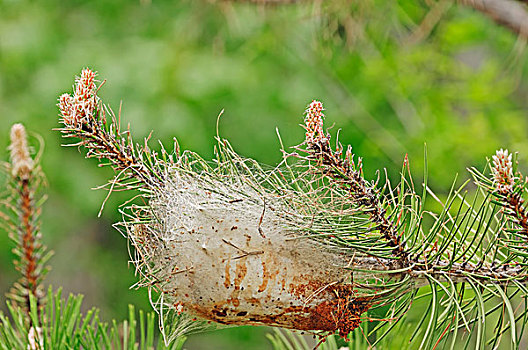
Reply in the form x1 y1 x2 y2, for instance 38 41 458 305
129 169 372 336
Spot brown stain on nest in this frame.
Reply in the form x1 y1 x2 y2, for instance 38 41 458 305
234 259 248 290
258 260 269 292
185 280 372 338
311 286 372 338
226 258 248 307
224 260 231 289
260 247 282 293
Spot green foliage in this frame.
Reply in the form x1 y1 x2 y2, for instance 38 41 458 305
0 287 186 350
1 0 528 348
54 64 528 348
266 322 416 350
267 322 414 350
1 123 192 349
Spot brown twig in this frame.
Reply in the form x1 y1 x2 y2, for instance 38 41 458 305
18 179 42 323
459 0 528 39
405 0 452 45
5 124 47 326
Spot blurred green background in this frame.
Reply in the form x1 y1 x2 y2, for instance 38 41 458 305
1 0 527 348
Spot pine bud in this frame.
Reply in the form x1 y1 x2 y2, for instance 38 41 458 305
304 100 326 144
9 123 33 180
491 149 514 193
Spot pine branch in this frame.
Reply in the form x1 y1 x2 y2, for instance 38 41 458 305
56 69 528 348
299 101 409 263
1 121 194 349
297 103 528 286
57 69 169 192
2 124 51 327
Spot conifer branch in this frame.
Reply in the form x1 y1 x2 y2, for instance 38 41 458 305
56 69 528 347
2 124 51 328
299 101 409 263
1 121 191 349
57 69 169 192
